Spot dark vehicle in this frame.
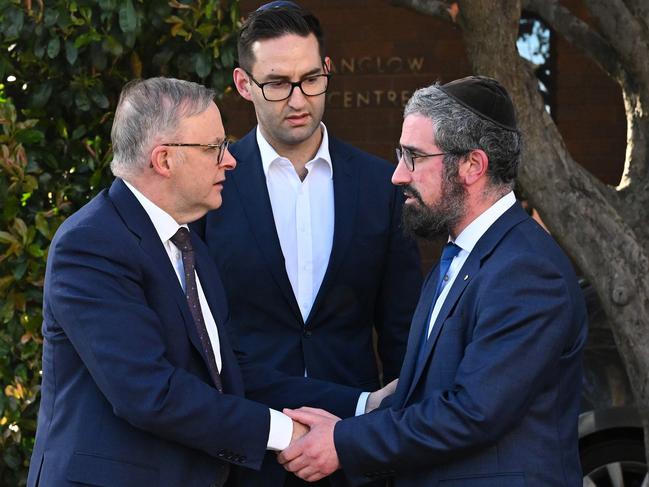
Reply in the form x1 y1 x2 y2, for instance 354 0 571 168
579 280 647 486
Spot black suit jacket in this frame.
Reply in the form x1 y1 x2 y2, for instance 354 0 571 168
193 129 422 486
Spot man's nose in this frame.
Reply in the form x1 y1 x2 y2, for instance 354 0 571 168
391 157 411 186
220 148 237 170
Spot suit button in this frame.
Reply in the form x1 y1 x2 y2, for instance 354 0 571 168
303 330 312 337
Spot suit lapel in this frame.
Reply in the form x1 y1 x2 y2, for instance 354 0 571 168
193 235 244 395
108 179 215 383
404 256 478 403
306 137 359 324
229 131 303 322
402 202 530 404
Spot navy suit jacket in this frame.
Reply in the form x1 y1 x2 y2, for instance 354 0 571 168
194 129 421 388
193 129 421 486
27 179 361 487
334 203 588 486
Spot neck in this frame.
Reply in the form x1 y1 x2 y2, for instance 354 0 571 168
125 175 199 225
261 125 323 175
450 185 510 239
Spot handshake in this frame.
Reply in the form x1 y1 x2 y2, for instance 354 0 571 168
277 378 398 482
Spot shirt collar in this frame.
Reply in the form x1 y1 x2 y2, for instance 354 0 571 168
453 191 516 253
257 123 333 179
122 179 186 244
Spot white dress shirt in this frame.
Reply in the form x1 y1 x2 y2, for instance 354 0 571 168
257 127 370 414
426 191 516 339
123 181 292 450
257 124 335 322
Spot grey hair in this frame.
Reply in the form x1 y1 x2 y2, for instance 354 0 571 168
110 77 216 179
404 83 522 191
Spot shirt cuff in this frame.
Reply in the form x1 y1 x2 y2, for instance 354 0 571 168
267 408 293 451
355 391 370 416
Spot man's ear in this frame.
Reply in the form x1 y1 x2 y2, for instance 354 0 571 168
460 149 489 186
233 67 253 101
149 145 173 178
323 56 332 73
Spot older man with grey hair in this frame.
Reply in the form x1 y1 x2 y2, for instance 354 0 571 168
27 77 385 487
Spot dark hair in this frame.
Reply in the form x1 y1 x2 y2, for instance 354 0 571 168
237 4 325 72
405 83 522 190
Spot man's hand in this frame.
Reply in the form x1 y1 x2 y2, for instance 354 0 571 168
277 407 341 482
366 378 398 413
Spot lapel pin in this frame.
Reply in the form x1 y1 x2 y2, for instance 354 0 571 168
464 275 469 281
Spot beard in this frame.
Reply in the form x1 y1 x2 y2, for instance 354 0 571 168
401 169 467 241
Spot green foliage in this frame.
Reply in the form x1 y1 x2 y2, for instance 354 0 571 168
0 1 240 484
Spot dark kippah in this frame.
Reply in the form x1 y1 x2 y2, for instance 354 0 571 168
256 0 300 11
438 76 517 132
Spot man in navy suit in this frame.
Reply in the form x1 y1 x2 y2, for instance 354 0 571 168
26 77 385 487
195 3 421 486
279 76 588 486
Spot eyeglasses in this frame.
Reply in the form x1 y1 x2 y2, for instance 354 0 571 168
245 70 331 101
162 139 230 166
395 146 454 172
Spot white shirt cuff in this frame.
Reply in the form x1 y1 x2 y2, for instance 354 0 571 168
355 391 370 416
267 408 293 451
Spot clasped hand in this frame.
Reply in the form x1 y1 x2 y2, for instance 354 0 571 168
278 379 397 482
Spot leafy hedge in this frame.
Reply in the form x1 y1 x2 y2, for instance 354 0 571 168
0 1 240 484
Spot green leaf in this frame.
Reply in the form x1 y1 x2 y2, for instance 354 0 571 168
65 41 78 65
74 31 101 49
194 52 212 78
26 244 44 258
102 36 124 57
3 8 24 39
11 219 28 242
12 262 27 281
90 92 109 109
196 23 215 38
119 0 137 34
47 38 61 59
0 231 18 246
33 43 45 59
71 125 87 140
43 9 60 28
34 214 49 239
15 129 44 145
74 92 91 112
30 83 52 109
89 169 102 189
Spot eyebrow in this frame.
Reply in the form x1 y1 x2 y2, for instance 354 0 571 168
261 67 326 82
400 144 424 154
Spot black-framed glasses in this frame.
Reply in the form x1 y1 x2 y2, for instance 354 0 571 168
162 139 230 166
396 146 454 172
245 70 331 101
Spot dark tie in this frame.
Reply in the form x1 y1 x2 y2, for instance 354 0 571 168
417 242 462 363
170 228 223 393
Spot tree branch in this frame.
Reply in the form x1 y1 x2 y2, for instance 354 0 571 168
522 0 623 82
584 0 649 81
389 0 454 22
622 0 649 36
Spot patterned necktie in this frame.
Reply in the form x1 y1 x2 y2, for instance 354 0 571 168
417 242 462 363
170 228 223 393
